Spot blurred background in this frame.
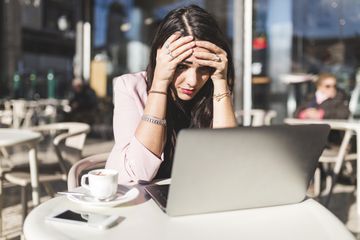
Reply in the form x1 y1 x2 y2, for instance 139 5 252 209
1 0 360 239
1 0 359 130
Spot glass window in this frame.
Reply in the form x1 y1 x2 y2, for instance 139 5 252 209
252 0 360 115
92 0 234 97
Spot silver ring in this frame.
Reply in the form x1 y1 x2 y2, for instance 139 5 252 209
214 54 221 62
167 51 174 60
165 43 170 49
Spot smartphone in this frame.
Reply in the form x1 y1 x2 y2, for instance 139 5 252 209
46 209 124 230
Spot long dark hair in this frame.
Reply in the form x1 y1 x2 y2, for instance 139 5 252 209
146 5 235 178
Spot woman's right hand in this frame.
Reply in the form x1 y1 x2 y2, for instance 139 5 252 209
152 32 195 90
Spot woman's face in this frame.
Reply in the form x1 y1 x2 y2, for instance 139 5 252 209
171 47 213 101
318 77 337 98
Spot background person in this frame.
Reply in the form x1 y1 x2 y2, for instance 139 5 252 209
295 73 352 185
65 78 98 124
295 73 350 120
106 5 237 184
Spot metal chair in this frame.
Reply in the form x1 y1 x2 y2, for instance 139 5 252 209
67 152 109 191
284 118 355 205
235 109 277 126
284 73 360 203
10 100 35 128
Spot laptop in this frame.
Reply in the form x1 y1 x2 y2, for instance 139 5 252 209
145 124 330 216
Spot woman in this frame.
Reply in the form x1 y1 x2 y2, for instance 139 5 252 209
106 5 237 184
295 73 350 119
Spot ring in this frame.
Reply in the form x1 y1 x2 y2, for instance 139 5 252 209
167 51 174 60
214 54 221 62
165 43 170 49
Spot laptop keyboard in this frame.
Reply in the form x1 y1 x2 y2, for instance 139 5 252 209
144 184 170 211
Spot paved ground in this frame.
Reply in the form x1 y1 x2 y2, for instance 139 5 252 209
2 137 360 239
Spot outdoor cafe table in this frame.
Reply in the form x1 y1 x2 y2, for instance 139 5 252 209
0 128 41 204
24 183 354 240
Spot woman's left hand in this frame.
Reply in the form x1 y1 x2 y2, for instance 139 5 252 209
193 41 228 83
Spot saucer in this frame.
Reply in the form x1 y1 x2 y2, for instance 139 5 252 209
67 187 139 207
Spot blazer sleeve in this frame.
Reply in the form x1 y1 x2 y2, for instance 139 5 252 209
322 90 350 119
106 74 163 184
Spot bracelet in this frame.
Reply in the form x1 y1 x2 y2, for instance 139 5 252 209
141 114 167 126
213 91 231 102
149 90 167 95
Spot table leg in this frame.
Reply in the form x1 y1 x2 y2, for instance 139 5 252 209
287 85 297 117
0 173 3 236
357 130 360 215
28 147 39 206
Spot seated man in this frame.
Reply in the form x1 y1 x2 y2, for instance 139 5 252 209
65 78 98 124
294 73 350 120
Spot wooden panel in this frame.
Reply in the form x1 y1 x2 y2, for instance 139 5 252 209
90 60 107 98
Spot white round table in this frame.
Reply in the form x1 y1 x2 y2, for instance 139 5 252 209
0 129 42 204
24 186 355 240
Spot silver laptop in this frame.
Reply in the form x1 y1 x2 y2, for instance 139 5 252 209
145 124 330 216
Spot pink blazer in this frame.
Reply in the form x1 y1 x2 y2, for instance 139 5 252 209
106 71 164 184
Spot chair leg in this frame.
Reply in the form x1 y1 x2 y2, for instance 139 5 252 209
324 172 340 207
43 182 55 198
313 168 321 197
321 175 332 196
21 186 28 224
0 175 4 238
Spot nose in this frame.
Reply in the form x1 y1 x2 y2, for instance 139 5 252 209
185 69 198 88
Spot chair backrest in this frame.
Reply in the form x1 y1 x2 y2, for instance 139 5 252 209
348 69 360 118
264 110 277 125
349 84 360 119
235 109 265 126
29 122 91 173
67 152 109 191
235 109 277 126
61 122 90 150
30 122 90 150
11 99 35 128
0 110 12 126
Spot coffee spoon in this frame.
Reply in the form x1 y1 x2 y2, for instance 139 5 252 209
56 191 119 201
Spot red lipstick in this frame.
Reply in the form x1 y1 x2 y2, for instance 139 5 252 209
181 88 194 95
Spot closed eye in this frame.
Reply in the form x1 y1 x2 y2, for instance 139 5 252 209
176 64 189 72
198 66 214 74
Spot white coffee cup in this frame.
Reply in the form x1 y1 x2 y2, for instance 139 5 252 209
80 169 119 200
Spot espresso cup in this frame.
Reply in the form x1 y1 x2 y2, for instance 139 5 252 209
80 169 119 200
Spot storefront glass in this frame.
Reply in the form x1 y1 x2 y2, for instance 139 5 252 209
93 0 360 108
92 0 234 96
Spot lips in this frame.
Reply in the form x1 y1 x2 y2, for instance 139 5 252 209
181 88 194 95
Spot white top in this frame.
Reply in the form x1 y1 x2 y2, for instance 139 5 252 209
0 129 41 147
24 188 354 240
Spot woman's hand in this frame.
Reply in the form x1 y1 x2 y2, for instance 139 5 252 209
152 33 195 90
193 41 228 84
